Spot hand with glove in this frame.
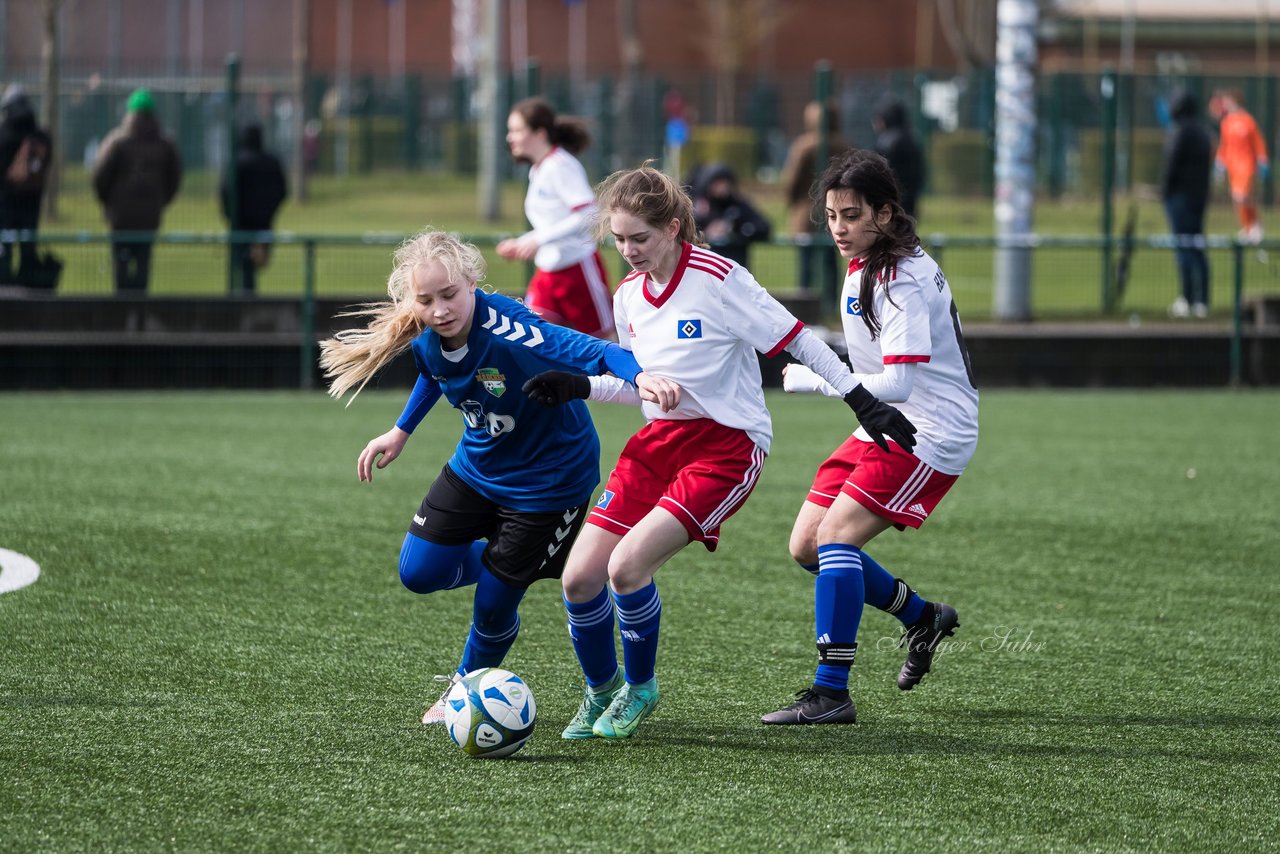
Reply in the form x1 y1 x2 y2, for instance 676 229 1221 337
843 385 918 453
522 371 589 407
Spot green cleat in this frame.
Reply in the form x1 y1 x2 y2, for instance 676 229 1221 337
591 678 660 739
561 667 625 739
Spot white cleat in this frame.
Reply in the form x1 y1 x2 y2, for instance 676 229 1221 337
421 673 461 725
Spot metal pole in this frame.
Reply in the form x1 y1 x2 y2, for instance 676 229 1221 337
301 240 317 389
291 0 310 202
226 54 240 295
1229 240 1244 387
1100 68 1117 312
992 0 1038 322
477 0 505 221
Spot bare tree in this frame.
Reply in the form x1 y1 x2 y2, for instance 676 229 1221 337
614 0 643 167
692 0 781 126
935 0 999 69
40 0 61 221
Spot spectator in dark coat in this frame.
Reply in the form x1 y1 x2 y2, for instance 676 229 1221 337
92 88 183 293
873 97 925 220
220 123 288 294
0 85 53 285
1161 90 1214 319
781 100 851 295
689 162 772 267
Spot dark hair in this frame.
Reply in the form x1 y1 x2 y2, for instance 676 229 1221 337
511 97 592 155
594 162 701 245
816 148 920 339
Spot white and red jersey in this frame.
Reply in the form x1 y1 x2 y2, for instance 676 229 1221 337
526 147 597 272
841 248 979 475
615 242 803 453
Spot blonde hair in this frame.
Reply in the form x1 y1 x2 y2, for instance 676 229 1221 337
594 163 701 245
319 229 486 403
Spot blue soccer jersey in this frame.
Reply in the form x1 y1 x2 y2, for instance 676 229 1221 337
396 291 641 512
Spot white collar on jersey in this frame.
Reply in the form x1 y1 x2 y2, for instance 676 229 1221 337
440 342 469 362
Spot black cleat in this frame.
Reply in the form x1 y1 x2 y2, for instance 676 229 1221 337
761 686 857 725
898 603 959 690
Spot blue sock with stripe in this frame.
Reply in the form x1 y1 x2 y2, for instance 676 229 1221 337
814 543 864 692
857 547 927 626
458 568 526 674
612 582 662 685
564 588 619 689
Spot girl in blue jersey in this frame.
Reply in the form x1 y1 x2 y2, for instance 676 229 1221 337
319 229 679 724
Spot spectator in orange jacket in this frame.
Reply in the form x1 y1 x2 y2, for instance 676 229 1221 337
1209 89 1269 244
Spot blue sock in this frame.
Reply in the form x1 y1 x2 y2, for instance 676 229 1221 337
458 568 526 674
814 543 864 692
612 582 662 685
857 547 927 626
799 561 820 576
564 588 619 689
398 535 486 593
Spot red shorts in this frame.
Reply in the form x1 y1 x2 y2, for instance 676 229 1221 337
525 252 615 338
807 435 959 530
589 419 765 551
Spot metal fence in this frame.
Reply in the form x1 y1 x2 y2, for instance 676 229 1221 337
3 229 1275 385
4 64 1279 197
8 228 1279 310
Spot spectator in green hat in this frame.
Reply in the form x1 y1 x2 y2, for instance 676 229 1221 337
126 88 155 114
92 88 182 292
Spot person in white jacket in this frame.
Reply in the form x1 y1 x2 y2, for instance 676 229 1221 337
498 98 615 339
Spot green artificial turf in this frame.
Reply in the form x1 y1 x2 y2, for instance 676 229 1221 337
1 390 1278 851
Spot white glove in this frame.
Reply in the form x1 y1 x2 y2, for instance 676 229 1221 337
782 363 840 396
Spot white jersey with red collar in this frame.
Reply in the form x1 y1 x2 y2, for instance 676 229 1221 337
526 147 597 271
841 248 979 474
614 242 803 453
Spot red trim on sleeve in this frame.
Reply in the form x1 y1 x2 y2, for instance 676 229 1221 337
570 201 594 212
766 320 805 358
884 354 930 364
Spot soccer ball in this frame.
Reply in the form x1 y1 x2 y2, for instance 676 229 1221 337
443 668 537 758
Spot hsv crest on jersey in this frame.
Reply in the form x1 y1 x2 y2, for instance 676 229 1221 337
846 296 862 316
476 368 507 397
677 319 703 339
596 490 615 509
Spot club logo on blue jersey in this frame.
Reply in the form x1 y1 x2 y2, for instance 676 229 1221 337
476 367 506 397
677 319 703 339
596 490 615 509
846 296 862 317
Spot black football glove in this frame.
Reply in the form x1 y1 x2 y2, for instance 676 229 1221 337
843 385 918 453
522 371 591 407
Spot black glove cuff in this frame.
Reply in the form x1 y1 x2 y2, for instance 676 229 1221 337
843 384 874 416
570 374 591 400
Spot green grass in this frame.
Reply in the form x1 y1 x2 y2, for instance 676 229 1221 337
2 390 1278 851
38 169 1280 319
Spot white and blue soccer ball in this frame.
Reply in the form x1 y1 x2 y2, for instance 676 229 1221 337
443 668 536 759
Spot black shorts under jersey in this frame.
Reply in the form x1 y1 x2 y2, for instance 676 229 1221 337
408 464 590 589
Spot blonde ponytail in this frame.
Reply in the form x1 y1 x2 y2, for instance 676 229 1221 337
319 229 487 403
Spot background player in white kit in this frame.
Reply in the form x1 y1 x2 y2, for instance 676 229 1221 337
498 98 616 339
762 149 980 726
522 165 917 740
